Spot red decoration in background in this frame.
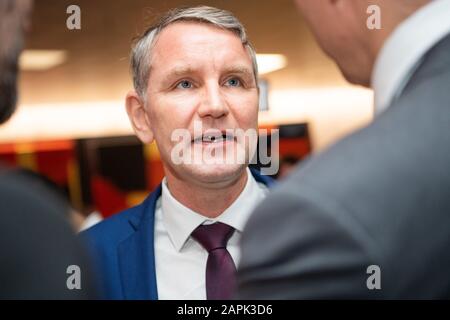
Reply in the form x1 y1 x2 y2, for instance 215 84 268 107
146 159 165 191
0 152 17 167
36 150 73 186
279 137 311 159
91 175 128 218
0 140 74 186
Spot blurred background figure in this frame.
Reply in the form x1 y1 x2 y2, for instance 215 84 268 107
14 168 102 232
0 0 96 299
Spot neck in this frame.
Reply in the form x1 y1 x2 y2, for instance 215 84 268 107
164 168 249 218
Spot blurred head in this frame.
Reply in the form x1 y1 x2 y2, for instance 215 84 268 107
294 0 430 86
0 0 33 124
126 6 259 188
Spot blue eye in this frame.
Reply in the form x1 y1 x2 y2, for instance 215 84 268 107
226 78 241 87
176 80 192 89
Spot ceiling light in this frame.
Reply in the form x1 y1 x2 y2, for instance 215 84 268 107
256 54 287 75
19 50 67 71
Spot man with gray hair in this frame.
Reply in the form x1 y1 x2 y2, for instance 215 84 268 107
82 6 273 300
239 0 450 299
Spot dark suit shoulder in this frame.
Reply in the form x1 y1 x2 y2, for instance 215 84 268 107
240 33 450 299
0 170 97 299
243 66 450 297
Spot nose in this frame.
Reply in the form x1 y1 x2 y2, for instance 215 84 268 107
197 82 229 119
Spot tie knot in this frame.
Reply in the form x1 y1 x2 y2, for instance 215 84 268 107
191 222 235 252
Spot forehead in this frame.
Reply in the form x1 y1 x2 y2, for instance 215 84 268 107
150 21 253 72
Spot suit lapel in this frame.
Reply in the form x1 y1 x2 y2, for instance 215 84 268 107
117 185 161 300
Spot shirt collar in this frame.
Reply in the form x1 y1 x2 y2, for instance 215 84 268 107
372 0 450 115
161 167 268 252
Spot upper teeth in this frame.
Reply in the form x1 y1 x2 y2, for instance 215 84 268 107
203 135 224 142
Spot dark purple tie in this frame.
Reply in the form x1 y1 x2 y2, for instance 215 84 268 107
191 222 237 300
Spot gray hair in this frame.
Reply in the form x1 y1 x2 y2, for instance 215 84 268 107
130 6 258 101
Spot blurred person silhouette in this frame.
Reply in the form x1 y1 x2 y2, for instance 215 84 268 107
0 0 96 299
239 0 450 299
81 6 274 300
13 169 102 232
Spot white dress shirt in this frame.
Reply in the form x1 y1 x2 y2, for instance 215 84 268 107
372 0 450 115
154 168 269 300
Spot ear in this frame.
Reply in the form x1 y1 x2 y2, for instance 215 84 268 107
125 90 154 144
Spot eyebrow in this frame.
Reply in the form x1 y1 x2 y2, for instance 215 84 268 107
165 66 196 78
222 65 255 78
164 64 255 79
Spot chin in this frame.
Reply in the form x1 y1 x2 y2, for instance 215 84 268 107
342 70 371 87
183 162 246 185
337 59 372 87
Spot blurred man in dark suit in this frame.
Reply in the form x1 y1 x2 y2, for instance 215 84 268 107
0 0 96 299
239 0 450 299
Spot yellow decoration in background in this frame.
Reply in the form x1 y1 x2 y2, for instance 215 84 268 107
67 159 83 210
144 142 160 161
126 191 148 207
15 143 38 171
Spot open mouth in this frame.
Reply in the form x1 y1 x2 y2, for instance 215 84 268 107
192 132 235 144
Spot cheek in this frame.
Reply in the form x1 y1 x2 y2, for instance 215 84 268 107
149 94 198 138
227 91 259 128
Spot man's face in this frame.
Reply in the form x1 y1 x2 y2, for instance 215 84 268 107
0 0 32 124
136 22 259 185
294 0 372 86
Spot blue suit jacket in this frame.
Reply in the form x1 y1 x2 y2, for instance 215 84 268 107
81 168 274 300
